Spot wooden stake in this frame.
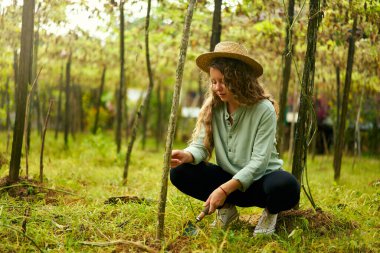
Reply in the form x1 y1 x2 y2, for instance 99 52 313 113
23 67 42 178
156 0 197 241
40 99 53 183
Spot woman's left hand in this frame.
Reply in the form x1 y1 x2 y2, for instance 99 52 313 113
204 187 227 214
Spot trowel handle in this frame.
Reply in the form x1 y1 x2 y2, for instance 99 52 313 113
196 205 210 222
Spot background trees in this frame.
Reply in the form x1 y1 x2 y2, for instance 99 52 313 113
8 0 35 182
0 0 378 181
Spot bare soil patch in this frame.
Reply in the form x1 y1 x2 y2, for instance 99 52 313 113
240 208 358 235
0 176 72 204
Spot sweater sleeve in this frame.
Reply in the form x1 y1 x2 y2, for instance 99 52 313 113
232 107 277 191
184 126 209 164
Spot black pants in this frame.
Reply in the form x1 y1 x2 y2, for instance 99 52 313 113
170 162 300 214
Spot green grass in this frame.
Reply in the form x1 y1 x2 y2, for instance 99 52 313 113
0 131 379 252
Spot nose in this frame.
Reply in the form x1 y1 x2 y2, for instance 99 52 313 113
212 82 224 91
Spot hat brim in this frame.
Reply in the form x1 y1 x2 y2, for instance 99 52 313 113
196 52 263 77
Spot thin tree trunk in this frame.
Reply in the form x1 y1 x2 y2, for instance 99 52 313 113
291 0 320 187
6 77 11 153
25 12 40 157
40 100 53 183
354 86 364 157
287 90 298 168
116 0 125 153
13 50 18 106
9 0 35 182
34 92 42 135
77 86 84 132
55 66 63 139
311 87 318 160
333 15 357 181
197 72 204 107
210 0 222 51
0 89 4 109
155 81 162 151
93 66 106 134
156 0 196 241
334 65 341 148
33 14 42 136
277 0 295 155
141 0 155 150
23 69 41 178
64 53 71 148
70 85 77 139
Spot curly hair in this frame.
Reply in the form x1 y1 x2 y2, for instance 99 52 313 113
191 58 278 160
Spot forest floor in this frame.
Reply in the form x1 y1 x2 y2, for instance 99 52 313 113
0 132 379 252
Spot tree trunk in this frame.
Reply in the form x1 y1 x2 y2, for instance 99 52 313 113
334 65 341 148
55 66 64 139
25 13 40 156
77 86 84 132
93 66 106 134
291 0 320 184
287 90 298 168
6 77 11 153
210 0 222 51
40 100 53 183
277 0 295 155
9 0 35 182
141 0 155 150
155 81 162 151
13 50 18 106
33 15 42 136
70 85 78 139
23 69 41 178
333 15 357 181
197 72 204 107
311 87 318 160
156 0 196 241
64 54 71 148
116 0 125 153
354 86 364 157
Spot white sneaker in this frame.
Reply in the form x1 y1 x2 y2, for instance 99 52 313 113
210 205 239 229
253 209 278 235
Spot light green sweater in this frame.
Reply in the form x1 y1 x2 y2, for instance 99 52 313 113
184 99 283 192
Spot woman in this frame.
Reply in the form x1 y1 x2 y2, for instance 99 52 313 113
170 41 300 235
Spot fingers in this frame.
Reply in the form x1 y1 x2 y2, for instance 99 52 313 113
170 150 183 168
170 159 181 168
209 203 217 214
171 150 182 158
206 190 227 214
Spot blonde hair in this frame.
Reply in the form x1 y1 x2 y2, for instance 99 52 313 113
191 58 278 160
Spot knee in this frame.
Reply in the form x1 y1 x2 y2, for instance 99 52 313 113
269 172 300 204
266 174 301 213
282 175 300 208
169 164 188 187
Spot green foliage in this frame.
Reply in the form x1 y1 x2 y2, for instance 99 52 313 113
0 132 379 252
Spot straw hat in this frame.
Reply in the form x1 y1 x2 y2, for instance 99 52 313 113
196 41 263 77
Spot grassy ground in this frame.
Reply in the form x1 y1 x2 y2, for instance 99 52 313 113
0 131 379 252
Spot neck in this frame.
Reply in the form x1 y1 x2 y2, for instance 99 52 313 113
227 101 240 114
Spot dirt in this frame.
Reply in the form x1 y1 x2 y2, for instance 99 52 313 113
104 195 155 205
240 208 359 235
0 176 62 204
165 236 192 253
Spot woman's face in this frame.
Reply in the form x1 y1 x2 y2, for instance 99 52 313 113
210 67 238 105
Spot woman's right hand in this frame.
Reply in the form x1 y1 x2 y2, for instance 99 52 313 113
170 150 193 168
